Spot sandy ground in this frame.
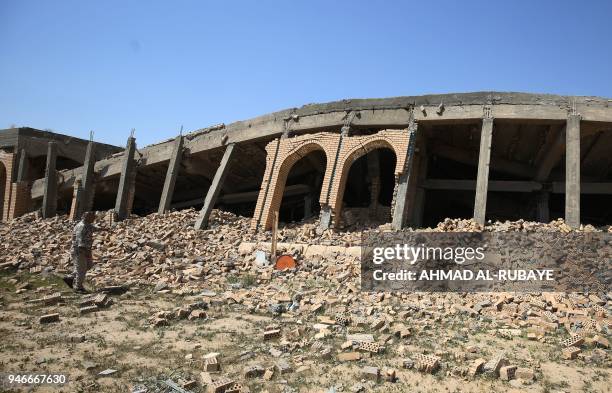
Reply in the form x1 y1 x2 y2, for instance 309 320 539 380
0 271 610 393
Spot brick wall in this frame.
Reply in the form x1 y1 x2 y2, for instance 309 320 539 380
251 132 340 231
329 130 410 227
251 129 411 231
0 151 16 222
8 181 31 219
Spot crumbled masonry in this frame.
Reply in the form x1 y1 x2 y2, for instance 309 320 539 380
0 209 610 391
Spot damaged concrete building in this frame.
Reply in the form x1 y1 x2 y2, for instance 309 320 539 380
2 92 612 230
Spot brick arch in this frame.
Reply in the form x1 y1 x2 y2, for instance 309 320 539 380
252 135 338 231
329 131 410 226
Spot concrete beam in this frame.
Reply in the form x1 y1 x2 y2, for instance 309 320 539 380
430 144 536 178
565 114 581 228
424 179 542 192
41 142 58 218
158 135 184 214
194 143 235 230
28 94 612 200
552 182 612 194
114 136 137 221
474 117 494 225
392 121 418 230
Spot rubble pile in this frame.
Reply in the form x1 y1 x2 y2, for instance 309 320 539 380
0 210 610 391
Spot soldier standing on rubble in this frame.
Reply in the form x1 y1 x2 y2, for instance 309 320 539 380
63 211 96 293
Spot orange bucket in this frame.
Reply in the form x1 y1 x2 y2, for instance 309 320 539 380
274 254 297 270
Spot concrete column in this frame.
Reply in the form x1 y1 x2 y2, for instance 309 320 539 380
158 135 184 214
536 191 550 223
412 140 428 228
16 149 28 182
69 179 83 221
319 206 332 229
77 141 96 219
114 136 137 221
473 117 494 225
565 114 581 228
391 121 418 230
41 141 58 218
195 143 235 230
303 195 312 219
367 150 381 217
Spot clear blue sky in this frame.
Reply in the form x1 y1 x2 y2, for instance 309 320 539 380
1 1 611 147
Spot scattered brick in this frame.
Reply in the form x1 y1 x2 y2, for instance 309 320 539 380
499 365 517 381
468 358 486 377
563 346 581 360
204 356 220 372
79 305 98 315
361 366 380 382
414 354 440 373
207 378 234 393
562 335 584 348
263 329 281 340
338 352 361 362
357 341 383 354
39 313 60 324
515 367 535 381
243 365 264 378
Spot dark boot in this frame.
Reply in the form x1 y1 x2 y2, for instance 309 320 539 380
63 275 74 288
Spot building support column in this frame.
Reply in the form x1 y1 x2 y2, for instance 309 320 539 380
114 136 137 221
536 191 550 223
69 179 83 221
158 135 184 214
41 142 58 218
76 140 96 219
195 143 235 230
320 114 355 230
16 149 28 182
391 119 418 230
473 116 494 225
411 138 428 228
565 114 581 228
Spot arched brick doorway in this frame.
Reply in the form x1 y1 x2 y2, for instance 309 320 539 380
332 139 403 228
277 149 327 224
340 147 396 227
262 142 328 230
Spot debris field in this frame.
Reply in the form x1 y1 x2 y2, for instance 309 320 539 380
0 209 610 392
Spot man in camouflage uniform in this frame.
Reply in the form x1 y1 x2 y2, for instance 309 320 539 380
63 211 95 293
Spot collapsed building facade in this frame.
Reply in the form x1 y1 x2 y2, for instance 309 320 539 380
1 92 612 231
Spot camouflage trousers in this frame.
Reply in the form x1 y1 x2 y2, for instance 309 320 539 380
71 251 93 289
